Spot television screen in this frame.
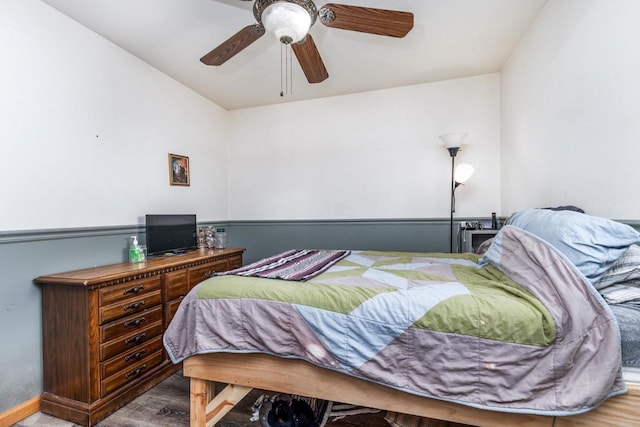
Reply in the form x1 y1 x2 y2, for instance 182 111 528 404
145 214 197 256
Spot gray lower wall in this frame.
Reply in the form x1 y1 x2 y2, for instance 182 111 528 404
229 219 453 264
1 216 638 414
0 218 451 414
0 226 144 412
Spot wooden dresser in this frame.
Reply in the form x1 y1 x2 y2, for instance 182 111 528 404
35 248 244 426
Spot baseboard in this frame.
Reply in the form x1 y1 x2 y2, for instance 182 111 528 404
0 396 40 427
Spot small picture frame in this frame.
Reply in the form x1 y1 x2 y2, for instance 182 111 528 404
168 153 190 186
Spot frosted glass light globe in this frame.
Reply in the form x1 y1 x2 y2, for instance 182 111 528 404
455 163 475 184
439 132 469 149
262 2 312 44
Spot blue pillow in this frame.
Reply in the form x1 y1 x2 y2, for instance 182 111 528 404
508 209 640 283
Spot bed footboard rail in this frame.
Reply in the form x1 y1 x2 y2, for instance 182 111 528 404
185 353 640 427
183 353 560 427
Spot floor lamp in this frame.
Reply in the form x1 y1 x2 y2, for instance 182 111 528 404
439 132 474 252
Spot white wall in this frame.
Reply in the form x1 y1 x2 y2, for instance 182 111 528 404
501 0 640 219
0 1 231 412
229 74 502 220
0 0 230 232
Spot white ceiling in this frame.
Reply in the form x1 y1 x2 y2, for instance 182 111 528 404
40 0 548 110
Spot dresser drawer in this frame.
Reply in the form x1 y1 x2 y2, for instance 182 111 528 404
100 305 163 343
101 335 164 379
99 289 162 324
227 255 242 270
164 270 188 301
99 276 162 306
100 320 163 361
101 350 164 397
164 297 184 328
189 259 228 289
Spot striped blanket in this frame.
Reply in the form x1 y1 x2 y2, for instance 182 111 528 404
218 249 351 281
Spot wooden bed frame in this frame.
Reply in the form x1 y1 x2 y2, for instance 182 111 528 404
183 352 640 427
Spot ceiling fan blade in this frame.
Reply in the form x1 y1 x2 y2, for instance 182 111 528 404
292 34 329 84
318 3 413 38
200 24 265 66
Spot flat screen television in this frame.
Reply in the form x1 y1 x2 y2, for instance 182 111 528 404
145 214 197 257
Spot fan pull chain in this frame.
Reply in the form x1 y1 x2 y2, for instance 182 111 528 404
280 42 293 97
288 42 293 95
280 43 284 96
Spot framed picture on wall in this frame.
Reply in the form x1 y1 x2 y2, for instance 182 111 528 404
168 153 190 186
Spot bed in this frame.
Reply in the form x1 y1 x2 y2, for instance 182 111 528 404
164 209 640 426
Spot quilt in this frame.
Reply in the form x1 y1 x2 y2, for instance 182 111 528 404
164 225 626 416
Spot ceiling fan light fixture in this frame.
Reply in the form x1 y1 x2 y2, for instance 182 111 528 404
261 2 313 44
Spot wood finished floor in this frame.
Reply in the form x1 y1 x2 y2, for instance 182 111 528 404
13 371 393 427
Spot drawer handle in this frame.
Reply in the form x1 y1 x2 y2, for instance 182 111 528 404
204 270 216 279
123 300 145 311
124 349 147 362
124 316 146 327
125 332 147 345
123 285 144 295
125 364 147 379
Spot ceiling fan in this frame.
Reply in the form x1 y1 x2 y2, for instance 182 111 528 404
201 0 414 84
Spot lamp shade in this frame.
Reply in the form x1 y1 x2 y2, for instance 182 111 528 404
454 163 475 184
262 2 312 44
439 132 468 149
